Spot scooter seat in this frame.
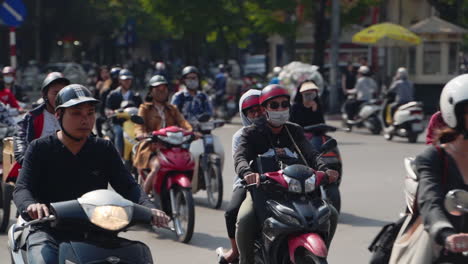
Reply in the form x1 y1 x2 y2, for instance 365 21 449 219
397 101 422 111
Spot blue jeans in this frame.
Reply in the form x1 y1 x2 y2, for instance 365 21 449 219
27 230 60 264
309 136 323 152
113 124 124 156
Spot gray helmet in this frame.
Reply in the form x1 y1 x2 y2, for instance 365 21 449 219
181 66 199 78
55 84 100 111
41 72 70 93
119 69 133 80
149 75 168 87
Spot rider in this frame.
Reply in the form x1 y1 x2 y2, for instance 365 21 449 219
2 66 25 102
133 75 192 193
213 64 227 107
14 72 70 167
386 67 414 124
415 74 468 262
0 66 22 110
217 89 262 263
105 69 142 155
233 84 339 263
269 66 282 85
171 66 213 123
13 84 169 264
344 65 377 121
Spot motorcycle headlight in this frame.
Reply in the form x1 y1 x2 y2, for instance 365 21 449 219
82 205 132 231
304 176 316 193
283 174 302 193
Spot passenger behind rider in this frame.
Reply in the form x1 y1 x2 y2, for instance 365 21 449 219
13 85 169 264
344 65 377 121
105 69 142 156
216 89 262 263
171 66 213 123
290 80 325 151
415 74 468 263
386 67 414 124
233 84 339 264
133 75 192 194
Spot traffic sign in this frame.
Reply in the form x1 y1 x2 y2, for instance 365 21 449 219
0 0 27 27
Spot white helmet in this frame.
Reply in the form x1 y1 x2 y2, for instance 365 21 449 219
273 66 282 76
358 65 370 74
440 74 468 129
397 67 408 76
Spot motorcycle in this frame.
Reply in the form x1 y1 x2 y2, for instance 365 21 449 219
150 126 196 243
244 139 337 264
189 114 225 209
444 189 468 257
341 92 382 135
381 93 424 143
223 95 238 123
303 124 343 212
8 189 156 263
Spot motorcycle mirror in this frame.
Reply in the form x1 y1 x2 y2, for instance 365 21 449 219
444 189 468 216
215 120 225 128
130 115 144 125
198 114 211 122
320 139 337 154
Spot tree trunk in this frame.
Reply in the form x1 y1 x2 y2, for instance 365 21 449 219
313 0 327 70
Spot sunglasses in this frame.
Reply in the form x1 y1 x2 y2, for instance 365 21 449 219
268 100 290 110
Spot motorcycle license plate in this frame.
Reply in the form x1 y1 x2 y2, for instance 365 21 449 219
412 122 423 132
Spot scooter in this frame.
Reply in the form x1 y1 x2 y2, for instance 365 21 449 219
381 93 424 143
8 189 156 263
342 92 382 135
150 126 196 243
304 124 343 212
189 114 225 209
244 139 337 264
443 190 468 257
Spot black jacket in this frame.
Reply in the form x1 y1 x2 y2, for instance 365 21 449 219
13 103 46 164
105 87 142 110
290 102 325 128
13 135 153 220
234 122 328 179
416 146 468 246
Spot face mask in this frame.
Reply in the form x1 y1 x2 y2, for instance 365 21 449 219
302 92 317 102
3 76 14 84
185 80 199 90
266 109 289 127
249 115 267 127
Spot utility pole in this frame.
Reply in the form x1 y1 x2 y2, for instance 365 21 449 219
329 0 340 113
35 0 41 62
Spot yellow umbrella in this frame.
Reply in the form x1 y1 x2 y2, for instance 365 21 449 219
352 22 421 47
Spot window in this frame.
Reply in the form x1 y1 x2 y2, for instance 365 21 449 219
448 43 458 74
423 42 441 74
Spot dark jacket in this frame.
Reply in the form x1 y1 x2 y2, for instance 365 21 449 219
14 104 46 164
105 87 142 111
290 102 325 128
234 122 328 179
13 135 153 221
416 146 468 246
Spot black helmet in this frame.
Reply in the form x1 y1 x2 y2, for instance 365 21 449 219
181 66 199 78
119 69 133 80
41 72 70 93
55 84 100 111
149 75 168 87
110 67 122 79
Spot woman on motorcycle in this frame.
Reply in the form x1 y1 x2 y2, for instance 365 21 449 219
217 89 262 263
133 75 192 193
415 74 468 263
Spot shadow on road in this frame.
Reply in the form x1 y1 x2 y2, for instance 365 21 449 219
150 229 229 251
193 197 230 211
338 212 389 227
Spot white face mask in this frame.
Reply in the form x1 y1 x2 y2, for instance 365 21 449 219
185 79 199 90
3 76 14 84
302 91 317 102
266 109 290 127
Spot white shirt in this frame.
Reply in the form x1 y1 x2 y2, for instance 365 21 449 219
41 110 61 138
122 90 131 101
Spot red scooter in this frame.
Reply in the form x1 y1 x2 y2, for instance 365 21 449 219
149 126 195 243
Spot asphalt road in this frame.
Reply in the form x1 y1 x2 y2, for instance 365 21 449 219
0 117 427 263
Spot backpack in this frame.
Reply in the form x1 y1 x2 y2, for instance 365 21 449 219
368 146 448 264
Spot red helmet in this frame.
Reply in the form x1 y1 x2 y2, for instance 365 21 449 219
259 85 290 105
241 94 260 111
2 66 15 75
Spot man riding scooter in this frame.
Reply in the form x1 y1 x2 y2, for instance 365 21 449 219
233 84 339 263
13 84 169 263
105 69 142 156
385 67 414 124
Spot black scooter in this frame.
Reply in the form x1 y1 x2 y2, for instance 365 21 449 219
8 190 157 263
244 140 337 264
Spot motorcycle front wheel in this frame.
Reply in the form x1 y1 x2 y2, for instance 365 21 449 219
206 163 223 209
173 188 195 243
0 182 13 232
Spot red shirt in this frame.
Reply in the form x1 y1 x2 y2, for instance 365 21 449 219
425 111 447 145
0 88 20 108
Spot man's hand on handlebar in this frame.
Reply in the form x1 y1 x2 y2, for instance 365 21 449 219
244 173 261 187
325 169 339 183
26 203 50 219
194 132 203 140
151 209 170 228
